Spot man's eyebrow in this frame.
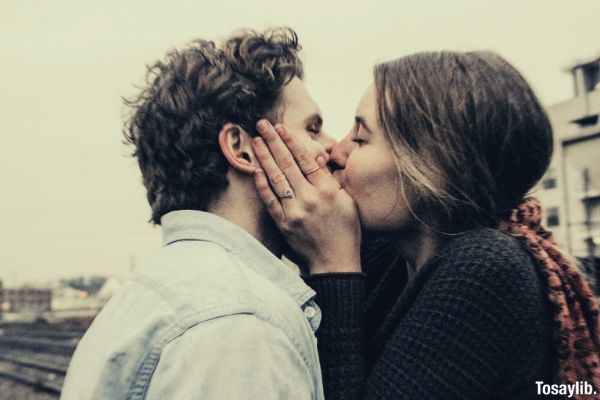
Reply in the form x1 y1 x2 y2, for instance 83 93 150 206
355 116 372 133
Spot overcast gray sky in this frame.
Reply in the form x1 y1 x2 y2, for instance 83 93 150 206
1 0 599 285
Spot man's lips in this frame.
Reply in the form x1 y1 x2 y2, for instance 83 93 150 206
327 161 342 173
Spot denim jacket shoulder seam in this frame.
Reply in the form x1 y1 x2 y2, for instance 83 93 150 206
126 304 261 400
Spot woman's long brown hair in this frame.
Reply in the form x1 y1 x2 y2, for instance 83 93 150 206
374 51 600 393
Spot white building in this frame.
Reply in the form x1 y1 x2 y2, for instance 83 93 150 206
538 55 600 288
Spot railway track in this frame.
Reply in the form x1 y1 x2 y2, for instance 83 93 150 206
0 355 66 395
0 353 68 375
0 335 78 356
0 322 88 397
1 328 84 341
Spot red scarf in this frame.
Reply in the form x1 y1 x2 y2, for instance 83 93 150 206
500 197 600 398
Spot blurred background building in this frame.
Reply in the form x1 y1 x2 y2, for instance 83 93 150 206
0 276 122 322
538 55 600 292
0 280 52 315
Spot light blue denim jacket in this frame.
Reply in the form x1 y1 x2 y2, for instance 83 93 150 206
61 210 324 400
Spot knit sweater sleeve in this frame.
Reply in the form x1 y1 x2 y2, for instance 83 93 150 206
305 234 549 400
303 273 368 398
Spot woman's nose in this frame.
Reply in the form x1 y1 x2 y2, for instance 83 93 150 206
329 133 354 169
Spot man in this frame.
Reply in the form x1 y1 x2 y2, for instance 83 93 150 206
61 27 334 399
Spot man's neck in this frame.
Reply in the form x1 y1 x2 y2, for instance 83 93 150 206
208 193 284 258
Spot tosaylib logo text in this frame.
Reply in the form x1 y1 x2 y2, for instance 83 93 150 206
536 381 596 397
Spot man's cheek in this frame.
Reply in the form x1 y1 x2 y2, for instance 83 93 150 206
296 136 320 155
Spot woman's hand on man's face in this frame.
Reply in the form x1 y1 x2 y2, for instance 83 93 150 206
251 119 362 275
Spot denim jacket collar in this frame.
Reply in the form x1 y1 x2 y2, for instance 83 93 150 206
161 210 316 308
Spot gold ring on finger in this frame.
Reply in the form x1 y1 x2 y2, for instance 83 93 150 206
305 166 320 176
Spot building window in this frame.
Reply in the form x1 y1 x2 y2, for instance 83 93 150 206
543 177 557 189
547 207 560 227
583 62 600 93
542 168 557 190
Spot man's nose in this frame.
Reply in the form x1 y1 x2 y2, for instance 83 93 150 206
329 132 354 169
314 130 337 164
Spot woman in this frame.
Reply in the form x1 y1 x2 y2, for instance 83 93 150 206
251 51 600 400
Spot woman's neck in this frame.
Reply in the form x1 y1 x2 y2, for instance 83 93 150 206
390 226 446 275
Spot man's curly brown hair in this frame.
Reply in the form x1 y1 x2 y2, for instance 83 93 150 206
123 27 304 224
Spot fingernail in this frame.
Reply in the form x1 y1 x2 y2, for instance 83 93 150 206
252 137 263 146
257 120 268 132
253 168 263 175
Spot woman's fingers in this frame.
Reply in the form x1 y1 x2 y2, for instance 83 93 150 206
255 120 309 190
253 168 285 223
275 124 329 187
252 136 295 203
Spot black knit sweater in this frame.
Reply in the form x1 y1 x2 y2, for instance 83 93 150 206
304 228 556 400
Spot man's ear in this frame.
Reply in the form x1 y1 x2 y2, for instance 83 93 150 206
218 123 256 174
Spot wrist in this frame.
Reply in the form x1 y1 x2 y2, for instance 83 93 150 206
308 261 361 275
